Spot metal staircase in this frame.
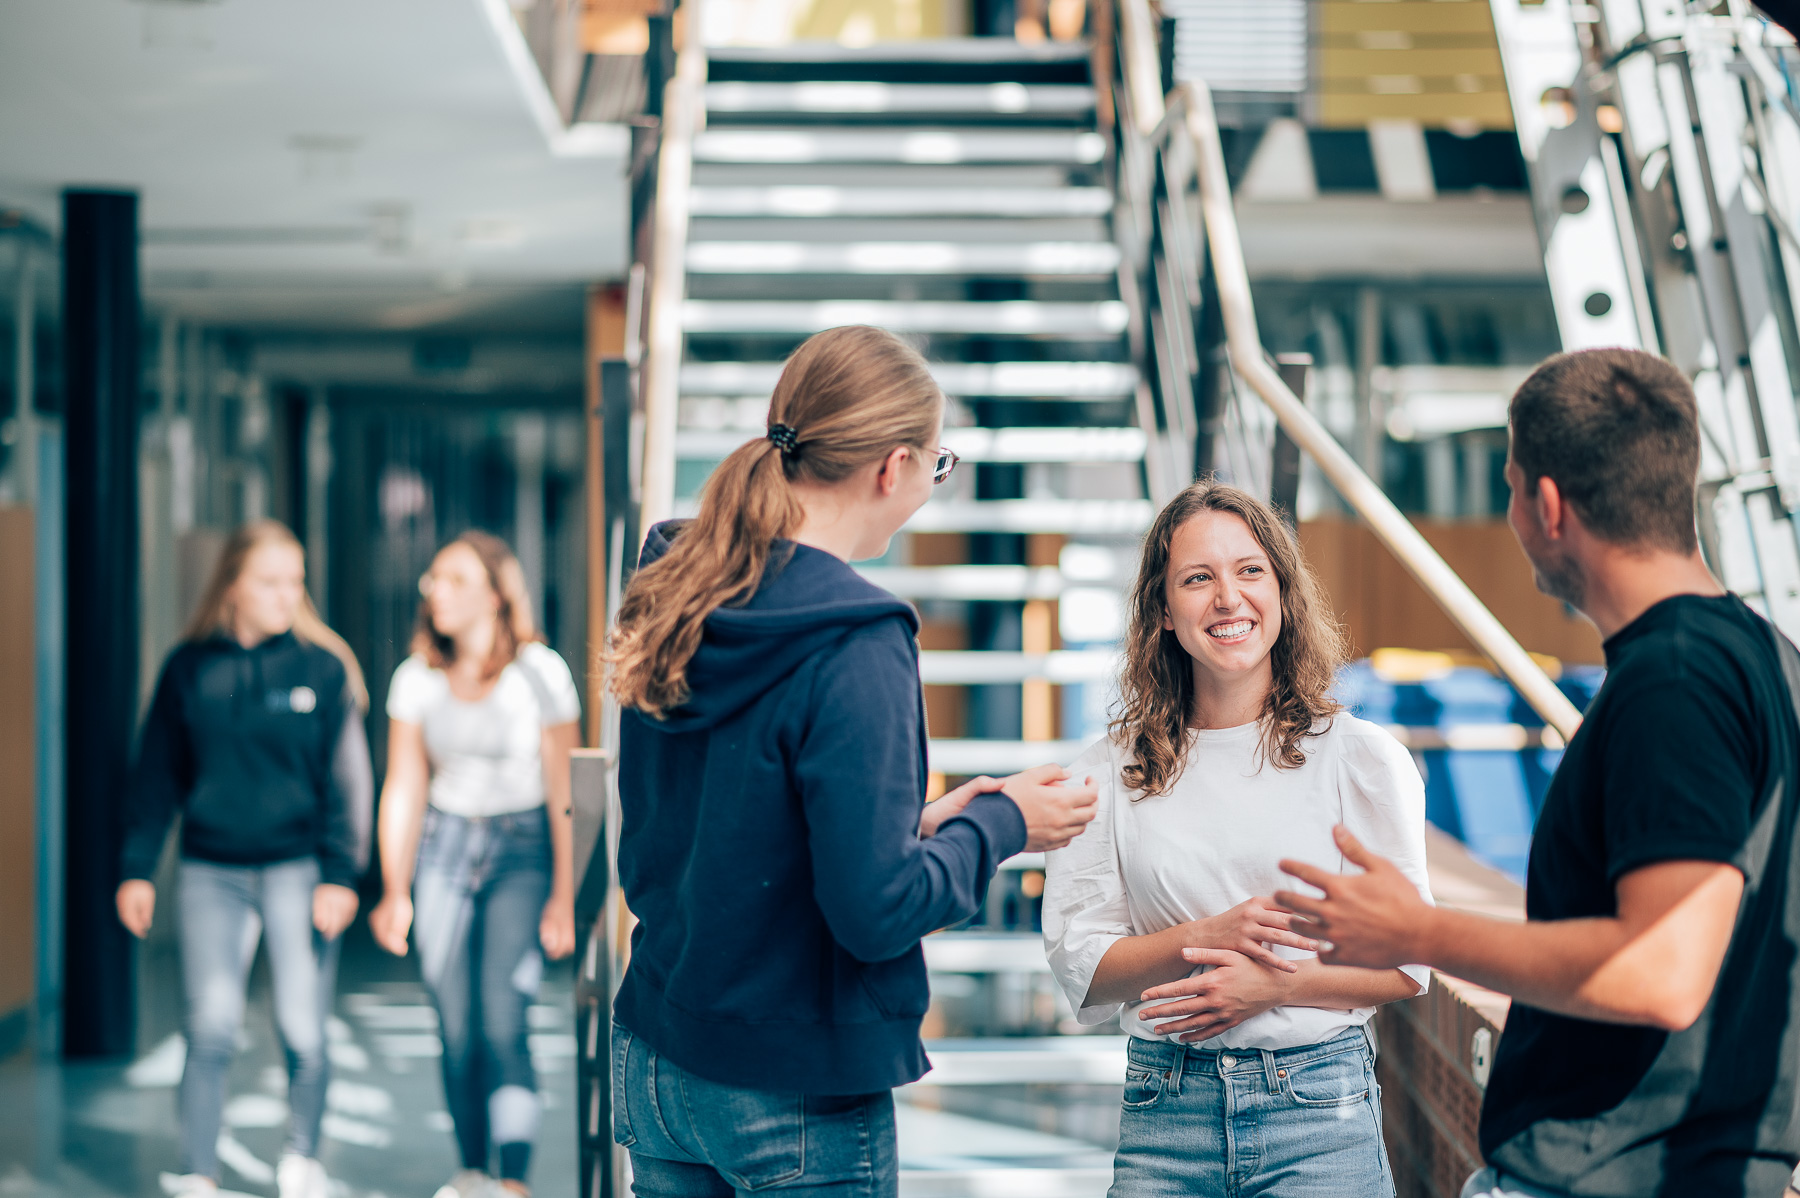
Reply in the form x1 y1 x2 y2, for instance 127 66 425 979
670 39 1155 781
1490 0 1800 635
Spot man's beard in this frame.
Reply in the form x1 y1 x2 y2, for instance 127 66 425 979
1530 552 1586 609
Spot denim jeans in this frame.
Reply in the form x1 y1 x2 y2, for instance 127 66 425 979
1460 1167 1576 1198
177 857 341 1178
413 806 552 1183
1108 1027 1394 1198
611 1022 898 1197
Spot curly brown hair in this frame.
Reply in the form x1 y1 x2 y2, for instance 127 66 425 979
1111 480 1347 797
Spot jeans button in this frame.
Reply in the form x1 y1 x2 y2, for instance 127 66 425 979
1221 1055 1236 1068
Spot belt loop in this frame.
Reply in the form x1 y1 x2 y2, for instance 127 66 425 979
1261 1049 1278 1094
1168 1041 1186 1098
1362 1020 1379 1064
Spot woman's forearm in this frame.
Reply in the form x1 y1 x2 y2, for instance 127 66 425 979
1086 927 1207 1006
376 784 424 896
541 723 579 900
1283 958 1420 1010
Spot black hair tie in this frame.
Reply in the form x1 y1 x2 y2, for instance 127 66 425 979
767 423 800 456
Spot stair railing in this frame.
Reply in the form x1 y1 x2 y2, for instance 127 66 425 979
1111 0 1583 740
637 8 706 534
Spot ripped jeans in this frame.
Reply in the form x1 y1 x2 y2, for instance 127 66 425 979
413 806 551 1183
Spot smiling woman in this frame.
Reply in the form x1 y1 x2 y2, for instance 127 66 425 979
1041 480 1435 1198
1116 481 1347 795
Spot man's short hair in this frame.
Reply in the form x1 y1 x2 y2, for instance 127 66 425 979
1508 348 1700 553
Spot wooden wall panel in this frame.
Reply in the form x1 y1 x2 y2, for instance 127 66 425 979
1299 516 1604 665
0 506 35 1021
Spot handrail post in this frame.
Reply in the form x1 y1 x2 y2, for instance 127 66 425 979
638 11 705 534
1179 79 1583 740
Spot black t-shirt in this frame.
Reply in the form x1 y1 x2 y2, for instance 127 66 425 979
1480 594 1800 1197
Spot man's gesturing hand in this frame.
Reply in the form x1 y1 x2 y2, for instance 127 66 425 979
1274 825 1433 969
1002 764 1099 852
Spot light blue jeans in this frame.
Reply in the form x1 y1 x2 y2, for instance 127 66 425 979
178 856 340 1178
611 1022 899 1197
1109 1028 1394 1198
412 806 552 1184
1460 1168 1575 1198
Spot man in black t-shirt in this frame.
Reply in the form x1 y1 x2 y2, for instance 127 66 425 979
1274 348 1800 1198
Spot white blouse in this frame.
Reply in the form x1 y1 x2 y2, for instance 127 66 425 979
385 642 582 818
1043 715 1433 1051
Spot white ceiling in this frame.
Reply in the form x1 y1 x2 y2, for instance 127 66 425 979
0 0 629 333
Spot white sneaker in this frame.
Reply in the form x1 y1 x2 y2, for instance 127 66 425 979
162 1176 218 1198
276 1154 329 1198
431 1170 495 1198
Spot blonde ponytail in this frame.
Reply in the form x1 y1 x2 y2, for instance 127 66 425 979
607 325 942 716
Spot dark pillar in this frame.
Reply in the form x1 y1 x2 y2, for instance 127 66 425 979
1269 355 1311 527
62 189 139 1059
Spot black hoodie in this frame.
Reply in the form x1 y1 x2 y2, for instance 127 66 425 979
121 632 373 888
613 522 1028 1095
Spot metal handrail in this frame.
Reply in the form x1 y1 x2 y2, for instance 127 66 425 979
637 21 707 534
1111 1 1583 739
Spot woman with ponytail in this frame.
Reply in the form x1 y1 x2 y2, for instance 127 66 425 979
117 520 373 1198
607 325 1099 1197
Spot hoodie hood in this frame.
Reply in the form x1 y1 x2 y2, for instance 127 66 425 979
635 520 918 732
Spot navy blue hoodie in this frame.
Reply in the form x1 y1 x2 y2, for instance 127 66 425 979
613 521 1028 1095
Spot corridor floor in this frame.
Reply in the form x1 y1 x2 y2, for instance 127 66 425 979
0 926 579 1198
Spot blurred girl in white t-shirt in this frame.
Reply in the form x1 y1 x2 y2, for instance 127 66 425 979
368 531 582 1198
1043 481 1433 1198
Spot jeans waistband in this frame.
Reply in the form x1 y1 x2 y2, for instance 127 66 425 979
426 805 548 833
1127 1026 1368 1075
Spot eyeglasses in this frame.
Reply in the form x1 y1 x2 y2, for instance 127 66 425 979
931 447 960 484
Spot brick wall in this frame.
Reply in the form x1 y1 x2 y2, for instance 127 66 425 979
1377 971 1510 1198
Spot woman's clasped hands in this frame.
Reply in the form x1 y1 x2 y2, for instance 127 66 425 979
1137 896 1322 1044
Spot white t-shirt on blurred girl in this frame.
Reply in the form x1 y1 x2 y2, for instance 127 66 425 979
1043 715 1434 1051
385 641 581 817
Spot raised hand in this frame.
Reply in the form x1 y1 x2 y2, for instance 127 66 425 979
919 774 1007 838
1002 764 1099 852
1189 896 1319 972
1136 948 1291 1043
1275 825 1432 969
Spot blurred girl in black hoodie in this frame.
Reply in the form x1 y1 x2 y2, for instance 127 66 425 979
118 520 373 1198
605 325 1098 1197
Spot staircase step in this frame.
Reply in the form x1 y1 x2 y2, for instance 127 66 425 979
686 241 1120 276
681 299 1128 335
856 565 1070 601
693 129 1107 165
919 650 1117 685
943 426 1145 461
678 426 1143 463
690 185 1114 218
913 1035 1128 1085
680 360 1138 398
907 499 1154 534
706 39 1092 86
921 937 1057 976
705 81 1095 119
928 738 1086 774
